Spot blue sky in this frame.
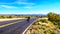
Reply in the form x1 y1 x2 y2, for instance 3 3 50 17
0 0 60 14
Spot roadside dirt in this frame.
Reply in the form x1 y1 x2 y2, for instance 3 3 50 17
0 18 26 22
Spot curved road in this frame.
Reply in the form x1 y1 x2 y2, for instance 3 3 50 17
0 18 37 34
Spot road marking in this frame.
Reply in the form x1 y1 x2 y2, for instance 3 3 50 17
22 19 38 34
0 20 25 28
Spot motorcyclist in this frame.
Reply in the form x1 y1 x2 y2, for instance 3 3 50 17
27 17 30 22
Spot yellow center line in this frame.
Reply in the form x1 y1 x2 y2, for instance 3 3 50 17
0 20 24 28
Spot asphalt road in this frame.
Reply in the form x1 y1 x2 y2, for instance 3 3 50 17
0 19 25 26
0 18 37 34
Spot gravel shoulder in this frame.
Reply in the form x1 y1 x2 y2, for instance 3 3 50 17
0 18 26 22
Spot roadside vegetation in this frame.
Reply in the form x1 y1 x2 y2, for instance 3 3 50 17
0 15 37 19
48 12 60 29
0 15 26 18
26 12 60 34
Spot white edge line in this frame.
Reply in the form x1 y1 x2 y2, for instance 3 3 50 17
22 19 38 34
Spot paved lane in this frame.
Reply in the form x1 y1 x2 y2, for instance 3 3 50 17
0 19 25 26
0 18 37 34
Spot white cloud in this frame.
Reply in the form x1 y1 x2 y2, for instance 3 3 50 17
0 5 17 8
24 6 33 8
13 0 35 8
27 9 60 14
24 7 31 8
14 0 34 5
47 9 60 14
0 0 35 9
